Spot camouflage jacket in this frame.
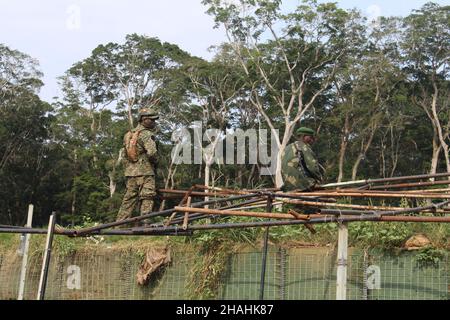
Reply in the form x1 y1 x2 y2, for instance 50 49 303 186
123 124 158 177
281 140 322 191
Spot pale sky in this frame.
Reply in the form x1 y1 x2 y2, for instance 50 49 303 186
1 0 448 103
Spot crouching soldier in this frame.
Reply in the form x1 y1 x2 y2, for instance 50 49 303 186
281 127 323 192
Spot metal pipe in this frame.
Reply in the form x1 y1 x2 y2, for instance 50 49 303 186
158 189 234 197
7 214 449 238
263 192 337 202
37 212 56 300
321 172 450 188
129 200 450 233
193 185 249 195
379 216 450 222
0 227 193 236
89 230 193 236
299 188 449 195
3 200 449 237
158 197 267 226
195 185 281 194
287 191 450 199
281 199 408 211
319 209 380 215
368 179 450 190
0 224 27 229
74 193 259 236
174 206 301 220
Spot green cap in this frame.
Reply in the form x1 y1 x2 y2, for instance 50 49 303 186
296 127 315 136
138 107 159 121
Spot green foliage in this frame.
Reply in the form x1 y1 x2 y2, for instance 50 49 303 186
415 247 446 268
349 222 411 248
53 235 79 259
0 234 19 251
186 235 232 299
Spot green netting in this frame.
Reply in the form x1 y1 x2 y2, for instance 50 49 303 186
0 246 448 300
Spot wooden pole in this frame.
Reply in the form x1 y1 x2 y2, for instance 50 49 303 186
182 197 192 230
37 212 56 300
18 204 34 300
336 222 348 300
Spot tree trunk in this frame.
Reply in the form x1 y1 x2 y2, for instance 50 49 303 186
236 166 243 188
204 162 211 209
246 164 256 188
159 162 177 211
430 84 450 172
429 137 442 176
108 172 116 197
127 105 134 130
351 125 377 180
337 114 350 182
275 151 284 188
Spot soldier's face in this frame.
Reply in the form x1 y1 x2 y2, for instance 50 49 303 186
302 135 315 145
141 117 156 129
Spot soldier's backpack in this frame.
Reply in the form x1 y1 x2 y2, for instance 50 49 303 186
124 130 143 162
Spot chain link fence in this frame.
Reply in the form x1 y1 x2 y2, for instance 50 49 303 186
0 244 448 300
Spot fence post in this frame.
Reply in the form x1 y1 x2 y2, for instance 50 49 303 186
37 212 56 300
18 204 34 300
336 222 348 300
259 196 273 300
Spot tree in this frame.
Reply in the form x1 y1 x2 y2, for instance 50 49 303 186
0 44 43 97
68 34 191 129
402 3 450 173
203 0 366 187
0 44 53 225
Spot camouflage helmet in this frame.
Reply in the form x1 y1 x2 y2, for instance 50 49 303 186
138 107 159 122
296 127 315 137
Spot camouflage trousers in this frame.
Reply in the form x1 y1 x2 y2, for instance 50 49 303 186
116 175 156 222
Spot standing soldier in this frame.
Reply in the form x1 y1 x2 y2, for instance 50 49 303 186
281 127 323 191
116 107 159 222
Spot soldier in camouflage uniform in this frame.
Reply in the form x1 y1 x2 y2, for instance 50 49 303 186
281 127 323 192
116 108 159 222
